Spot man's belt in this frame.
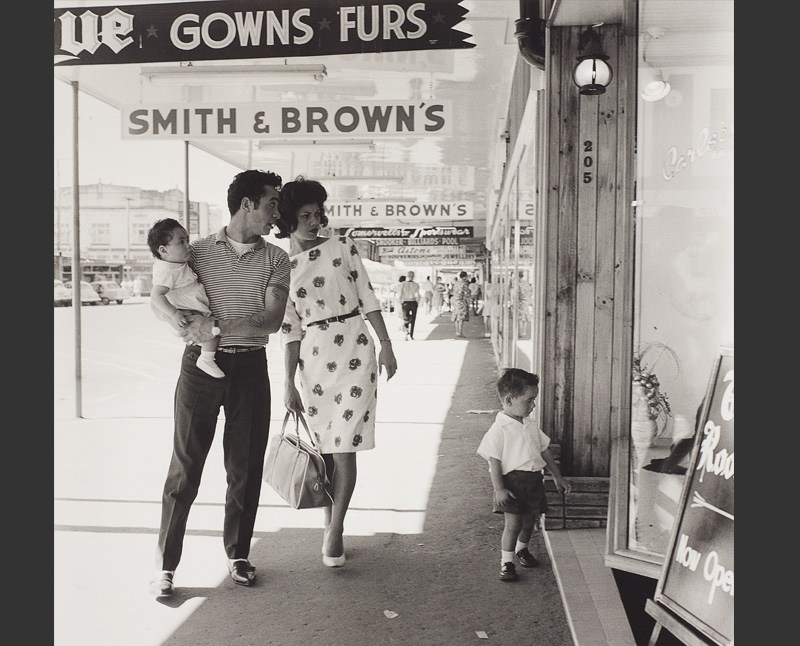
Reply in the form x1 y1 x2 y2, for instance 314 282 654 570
217 345 264 354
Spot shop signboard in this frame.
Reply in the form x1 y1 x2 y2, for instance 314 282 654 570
121 101 452 139
338 226 473 239
648 346 734 646
326 201 472 224
54 0 474 67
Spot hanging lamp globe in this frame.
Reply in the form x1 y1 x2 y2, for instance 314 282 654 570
573 54 613 95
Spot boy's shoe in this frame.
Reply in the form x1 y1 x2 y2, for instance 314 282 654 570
516 547 539 568
196 356 225 378
228 559 256 586
499 562 518 582
149 571 174 597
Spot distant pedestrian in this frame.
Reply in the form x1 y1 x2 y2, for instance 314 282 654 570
477 368 571 582
399 270 421 340
420 275 434 314
147 218 224 379
482 277 494 337
432 276 447 315
468 276 482 315
392 275 406 330
451 270 471 337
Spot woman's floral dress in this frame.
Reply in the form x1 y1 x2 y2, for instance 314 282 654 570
451 277 471 322
280 236 382 453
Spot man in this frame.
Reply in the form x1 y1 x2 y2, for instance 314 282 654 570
420 275 434 314
399 270 421 340
149 170 290 596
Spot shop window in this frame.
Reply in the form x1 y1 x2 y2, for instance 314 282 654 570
625 0 733 561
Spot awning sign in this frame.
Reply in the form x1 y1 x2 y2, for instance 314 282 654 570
121 101 451 138
54 0 474 66
326 201 472 224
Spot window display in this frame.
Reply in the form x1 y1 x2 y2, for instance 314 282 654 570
627 0 733 557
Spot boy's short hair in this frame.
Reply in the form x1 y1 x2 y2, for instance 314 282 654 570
147 217 184 259
496 368 540 399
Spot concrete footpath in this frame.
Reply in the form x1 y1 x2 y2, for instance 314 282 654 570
54 308 625 646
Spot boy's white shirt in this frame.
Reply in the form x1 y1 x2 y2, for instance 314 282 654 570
476 411 551 475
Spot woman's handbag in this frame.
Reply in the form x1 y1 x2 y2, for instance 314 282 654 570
263 411 333 509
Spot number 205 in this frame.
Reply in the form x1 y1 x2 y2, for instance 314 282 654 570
583 140 594 184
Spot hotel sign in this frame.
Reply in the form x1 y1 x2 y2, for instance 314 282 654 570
54 0 474 66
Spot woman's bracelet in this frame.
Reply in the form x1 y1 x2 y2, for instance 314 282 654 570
379 338 392 343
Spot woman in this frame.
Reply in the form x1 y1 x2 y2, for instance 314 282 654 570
451 270 471 337
275 176 398 567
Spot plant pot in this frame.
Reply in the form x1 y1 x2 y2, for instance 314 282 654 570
631 418 657 470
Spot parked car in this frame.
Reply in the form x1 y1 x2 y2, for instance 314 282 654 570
63 280 101 305
90 280 131 305
54 279 72 307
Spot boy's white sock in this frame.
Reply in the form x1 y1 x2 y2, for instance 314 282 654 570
197 352 225 378
515 540 528 553
501 550 515 565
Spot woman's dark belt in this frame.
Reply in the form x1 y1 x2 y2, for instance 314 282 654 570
306 308 361 328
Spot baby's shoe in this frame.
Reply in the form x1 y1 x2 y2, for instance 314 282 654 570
196 355 225 378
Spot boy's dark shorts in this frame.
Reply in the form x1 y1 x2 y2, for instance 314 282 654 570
492 469 548 515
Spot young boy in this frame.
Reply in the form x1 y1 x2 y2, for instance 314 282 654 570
147 218 224 379
477 368 571 581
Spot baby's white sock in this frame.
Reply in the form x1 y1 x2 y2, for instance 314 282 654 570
501 550 515 565
515 540 528 553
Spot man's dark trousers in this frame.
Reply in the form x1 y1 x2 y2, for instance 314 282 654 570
156 345 271 571
402 300 419 339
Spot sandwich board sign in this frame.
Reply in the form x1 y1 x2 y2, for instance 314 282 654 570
646 346 734 646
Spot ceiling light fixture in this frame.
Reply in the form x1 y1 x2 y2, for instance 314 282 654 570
572 24 613 96
317 175 404 186
258 139 376 152
141 63 327 86
640 27 671 102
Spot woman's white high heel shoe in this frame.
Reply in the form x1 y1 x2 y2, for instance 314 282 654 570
322 553 346 567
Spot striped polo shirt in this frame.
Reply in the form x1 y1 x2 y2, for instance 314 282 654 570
189 228 290 348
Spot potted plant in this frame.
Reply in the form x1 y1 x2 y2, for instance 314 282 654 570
631 343 677 467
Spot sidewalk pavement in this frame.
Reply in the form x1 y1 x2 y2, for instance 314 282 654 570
54 308 632 646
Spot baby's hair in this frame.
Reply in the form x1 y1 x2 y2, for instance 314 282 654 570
496 368 540 399
147 217 184 259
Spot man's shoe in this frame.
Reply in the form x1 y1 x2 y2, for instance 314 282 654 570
149 571 174 597
516 547 539 568
499 562 518 582
228 559 256 586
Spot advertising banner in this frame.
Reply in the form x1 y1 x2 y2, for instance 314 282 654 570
339 226 474 239
121 101 451 139
54 0 473 66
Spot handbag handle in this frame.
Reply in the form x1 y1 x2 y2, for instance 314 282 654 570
282 410 318 449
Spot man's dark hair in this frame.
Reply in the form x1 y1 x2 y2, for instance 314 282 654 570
226 169 282 216
146 217 184 258
274 175 329 238
496 368 540 399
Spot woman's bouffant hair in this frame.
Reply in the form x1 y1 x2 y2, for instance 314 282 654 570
274 175 329 239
